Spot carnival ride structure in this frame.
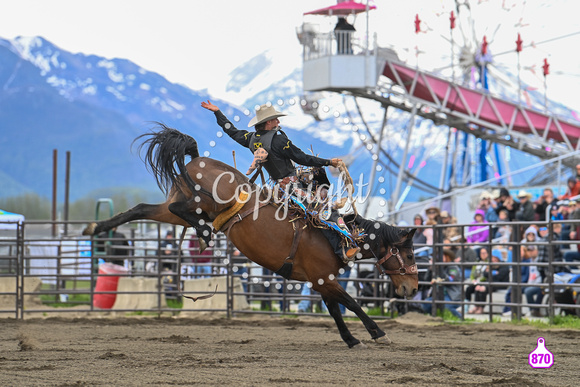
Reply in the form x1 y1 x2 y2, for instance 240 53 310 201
297 1 580 220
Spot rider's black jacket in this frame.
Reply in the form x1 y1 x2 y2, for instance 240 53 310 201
213 110 332 180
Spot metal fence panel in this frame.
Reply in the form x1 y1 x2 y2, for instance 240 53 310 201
0 219 578 321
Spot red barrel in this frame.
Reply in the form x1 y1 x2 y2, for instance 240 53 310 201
93 263 128 309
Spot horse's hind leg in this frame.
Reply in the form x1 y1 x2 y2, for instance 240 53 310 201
167 200 213 248
82 203 186 236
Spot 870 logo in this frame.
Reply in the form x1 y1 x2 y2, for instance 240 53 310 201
528 337 554 369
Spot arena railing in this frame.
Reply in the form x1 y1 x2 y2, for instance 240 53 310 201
1 219 579 321
409 219 580 321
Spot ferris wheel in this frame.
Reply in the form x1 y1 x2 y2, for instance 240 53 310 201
298 0 580 221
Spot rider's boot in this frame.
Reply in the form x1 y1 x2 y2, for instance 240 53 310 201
320 228 345 259
320 228 360 263
342 245 361 263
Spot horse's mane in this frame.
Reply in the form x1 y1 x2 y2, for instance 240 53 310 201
346 214 412 252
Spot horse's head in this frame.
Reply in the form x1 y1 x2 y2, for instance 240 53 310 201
375 227 418 299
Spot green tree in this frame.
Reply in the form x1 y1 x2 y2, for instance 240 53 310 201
68 188 159 220
0 193 51 220
0 188 161 221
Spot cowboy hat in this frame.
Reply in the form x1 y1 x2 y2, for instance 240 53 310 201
480 190 492 200
248 104 287 127
517 190 532 199
425 206 440 214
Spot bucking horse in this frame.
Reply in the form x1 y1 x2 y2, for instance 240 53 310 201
82 124 418 348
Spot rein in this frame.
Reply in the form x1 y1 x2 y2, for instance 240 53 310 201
248 164 266 185
375 247 418 276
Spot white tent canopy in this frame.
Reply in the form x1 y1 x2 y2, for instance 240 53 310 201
0 209 25 230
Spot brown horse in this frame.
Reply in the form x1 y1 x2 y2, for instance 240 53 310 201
83 124 418 348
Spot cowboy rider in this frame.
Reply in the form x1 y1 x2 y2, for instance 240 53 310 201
201 100 360 262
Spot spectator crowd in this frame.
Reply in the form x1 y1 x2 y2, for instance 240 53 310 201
414 165 580 318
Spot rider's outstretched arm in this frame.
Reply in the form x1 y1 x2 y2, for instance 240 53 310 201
202 100 251 148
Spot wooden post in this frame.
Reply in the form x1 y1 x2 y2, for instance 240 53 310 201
64 151 71 236
52 149 58 237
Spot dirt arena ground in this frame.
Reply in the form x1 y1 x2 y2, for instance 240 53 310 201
0 312 578 386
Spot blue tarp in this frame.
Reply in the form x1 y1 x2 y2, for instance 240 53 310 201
0 209 25 230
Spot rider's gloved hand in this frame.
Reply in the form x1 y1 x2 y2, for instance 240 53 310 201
330 158 341 168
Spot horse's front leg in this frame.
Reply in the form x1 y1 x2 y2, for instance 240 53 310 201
340 292 391 345
321 283 391 345
82 203 186 235
322 295 365 349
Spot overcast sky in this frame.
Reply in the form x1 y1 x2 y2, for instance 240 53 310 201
1 0 579 113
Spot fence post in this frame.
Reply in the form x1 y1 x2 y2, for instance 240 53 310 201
226 239 233 319
547 220 555 321
513 225 523 320
16 222 24 320
459 224 466 319
485 235 494 322
156 224 162 315
430 222 438 317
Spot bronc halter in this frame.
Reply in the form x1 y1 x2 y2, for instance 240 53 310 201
375 246 418 276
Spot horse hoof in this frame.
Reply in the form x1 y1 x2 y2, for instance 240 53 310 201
82 223 97 236
199 237 208 253
351 342 368 350
374 336 392 345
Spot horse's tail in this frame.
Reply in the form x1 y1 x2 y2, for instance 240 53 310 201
134 122 200 196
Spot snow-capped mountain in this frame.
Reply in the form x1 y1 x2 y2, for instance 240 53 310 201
0 36 251 201
0 36 363 204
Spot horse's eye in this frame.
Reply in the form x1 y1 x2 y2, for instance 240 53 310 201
407 254 413 260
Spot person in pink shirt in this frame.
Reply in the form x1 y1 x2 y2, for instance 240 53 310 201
466 209 489 245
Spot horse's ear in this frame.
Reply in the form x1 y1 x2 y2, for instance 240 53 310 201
396 228 416 244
